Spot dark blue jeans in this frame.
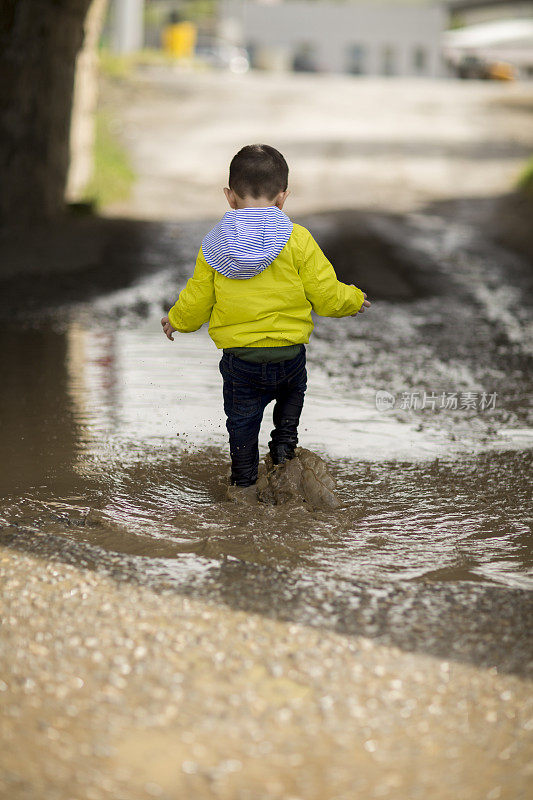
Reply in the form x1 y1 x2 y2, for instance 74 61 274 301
219 347 307 487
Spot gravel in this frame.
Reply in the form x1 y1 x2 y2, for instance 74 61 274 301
1 546 531 800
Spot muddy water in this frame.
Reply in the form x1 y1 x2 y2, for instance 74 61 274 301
0 307 531 588
1 210 532 676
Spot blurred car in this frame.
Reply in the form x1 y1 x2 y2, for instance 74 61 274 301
457 54 515 81
195 42 250 74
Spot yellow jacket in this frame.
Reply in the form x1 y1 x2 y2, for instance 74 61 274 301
168 222 365 349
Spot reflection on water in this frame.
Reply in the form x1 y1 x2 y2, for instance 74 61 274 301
1 316 531 591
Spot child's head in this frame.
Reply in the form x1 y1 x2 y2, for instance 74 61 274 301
224 144 289 210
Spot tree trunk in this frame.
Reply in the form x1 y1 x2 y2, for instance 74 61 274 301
0 0 93 228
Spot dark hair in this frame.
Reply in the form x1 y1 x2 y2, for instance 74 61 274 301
229 144 289 200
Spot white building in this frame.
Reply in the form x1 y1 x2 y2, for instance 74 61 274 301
219 0 448 77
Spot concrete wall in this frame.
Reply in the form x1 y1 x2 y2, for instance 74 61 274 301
221 0 447 77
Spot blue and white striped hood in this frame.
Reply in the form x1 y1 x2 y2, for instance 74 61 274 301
201 206 293 280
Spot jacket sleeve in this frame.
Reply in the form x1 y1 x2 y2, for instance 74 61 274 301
299 228 365 317
168 248 215 332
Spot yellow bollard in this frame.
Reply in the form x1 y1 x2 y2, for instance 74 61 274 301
162 21 197 59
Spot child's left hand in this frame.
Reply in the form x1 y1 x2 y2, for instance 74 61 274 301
351 291 371 315
161 315 177 341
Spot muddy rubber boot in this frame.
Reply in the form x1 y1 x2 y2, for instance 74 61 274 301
269 443 296 466
258 448 341 509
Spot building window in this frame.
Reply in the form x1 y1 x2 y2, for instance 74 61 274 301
381 44 395 76
346 43 366 75
292 42 319 73
413 45 427 74
246 42 257 69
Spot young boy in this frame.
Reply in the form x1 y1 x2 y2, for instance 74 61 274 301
161 144 370 496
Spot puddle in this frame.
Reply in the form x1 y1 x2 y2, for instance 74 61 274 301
1 211 532 598
0 311 531 591
3 442 531 587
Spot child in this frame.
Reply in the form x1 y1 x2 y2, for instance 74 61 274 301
161 144 370 497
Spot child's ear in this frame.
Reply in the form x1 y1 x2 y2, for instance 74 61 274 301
275 190 290 210
224 187 238 209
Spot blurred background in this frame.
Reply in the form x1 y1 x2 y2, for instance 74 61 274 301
1 0 533 232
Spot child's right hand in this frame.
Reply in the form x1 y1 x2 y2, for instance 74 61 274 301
161 315 177 341
353 292 371 315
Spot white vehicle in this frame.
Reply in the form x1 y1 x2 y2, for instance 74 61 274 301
195 41 250 74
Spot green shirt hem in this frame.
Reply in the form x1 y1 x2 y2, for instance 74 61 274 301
223 344 304 363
